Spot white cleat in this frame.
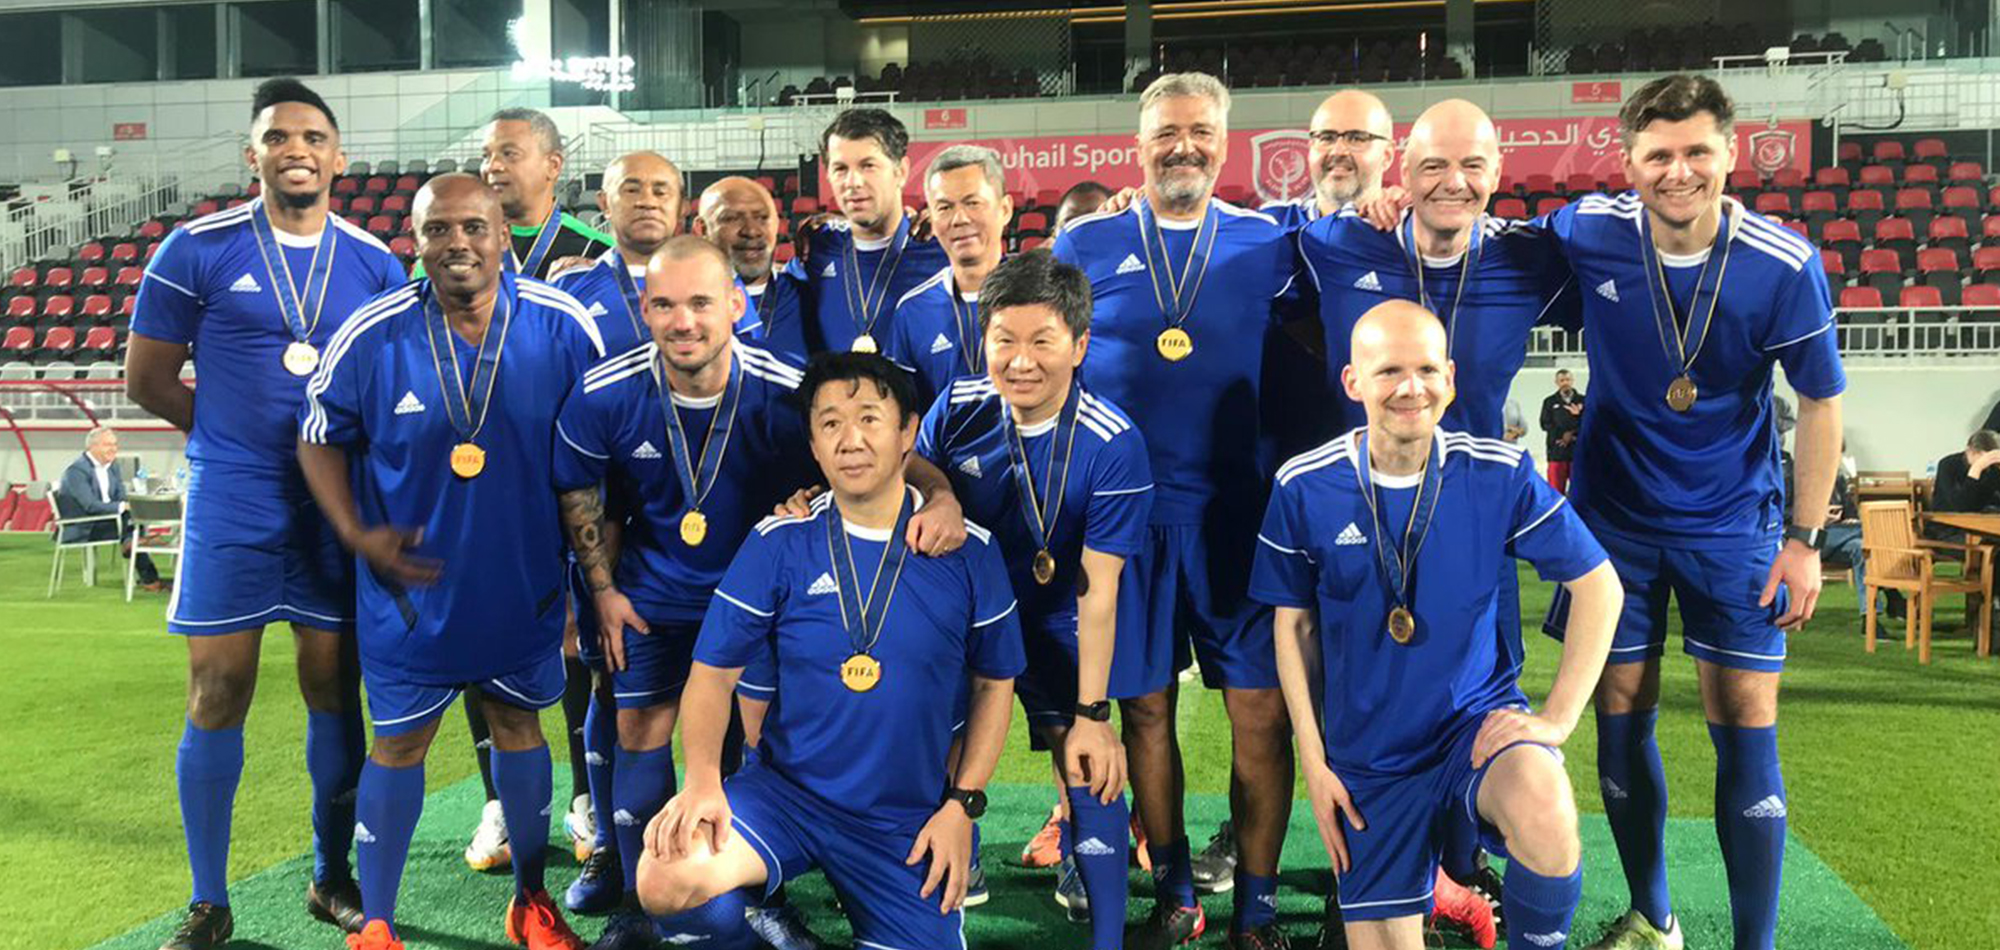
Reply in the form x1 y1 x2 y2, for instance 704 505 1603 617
464 799 512 872
564 793 599 862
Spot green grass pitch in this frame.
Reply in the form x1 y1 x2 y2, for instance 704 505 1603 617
0 535 1992 949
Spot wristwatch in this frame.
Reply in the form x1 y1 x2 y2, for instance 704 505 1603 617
1784 524 1826 550
1074 700 1112 722
942 787 988 819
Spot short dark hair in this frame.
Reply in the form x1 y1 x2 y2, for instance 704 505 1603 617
1619 74 1734 145
251 78 338 130
822 108 910 162
1061 181 1113 204
490 107 564 157
1971 429 2000 452
979 249 1091 340
798 351 921 424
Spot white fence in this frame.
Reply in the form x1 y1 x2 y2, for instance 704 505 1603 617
1 134 246 273
1524 309 2000 361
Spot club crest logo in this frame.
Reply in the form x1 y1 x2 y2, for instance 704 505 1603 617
1748 127 1797 177
1251 129 1313 204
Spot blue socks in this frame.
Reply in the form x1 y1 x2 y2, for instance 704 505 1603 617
583 692 617 851
176 722 244 906
492 745 553 897
1711 723 1786 950
1503 861 1583 950
1597 709 1673 931
612 744 677 895
305 708 365 883
1067 790 1130 948
653 887 757 950
1149 836 1197 909
355 759 424 930
1233 872 1278 933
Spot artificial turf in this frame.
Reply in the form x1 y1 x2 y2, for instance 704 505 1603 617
1 534 1991 950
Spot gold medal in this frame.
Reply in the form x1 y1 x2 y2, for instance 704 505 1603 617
1665 374 1698 413
1387 605 1416 644
680 510 708 547
1032 549 1057 586
450 442 487 478
839 653 882 692
1155 327 1193 361
851 333 879 354
282 341 320 376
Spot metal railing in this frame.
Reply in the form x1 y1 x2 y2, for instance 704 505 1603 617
1 134 246 272
1527 309 2000 360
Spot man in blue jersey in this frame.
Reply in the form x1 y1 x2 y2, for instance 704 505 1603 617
631 352 1025 950
916 250 1152 946
1053 72 1300 950
1254 299 1621 950
887 143 1014 408
125 77 408 950
552 235 817 949
296 174 605 950
1264 89 1396 232
551 151 687 353
696 176 803 344
768 109 949 361
1535 76 1846 950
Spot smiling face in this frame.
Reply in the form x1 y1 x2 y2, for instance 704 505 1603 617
1308 91 1394 209
1624 111 1735 231
697 178 779 283
926 163 1012 271
808 376 916 501
598 152 682 256
480 119 562 222
1403 102 1499 240
1139 95 1227 210
413 176 507 300
825 133 909 234
984 302 1087 420
88 430 119 465
1343 301 1455 449
643 243 742 379
247 101 345 210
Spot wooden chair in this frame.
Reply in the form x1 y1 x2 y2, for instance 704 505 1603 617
1858 501 1993 662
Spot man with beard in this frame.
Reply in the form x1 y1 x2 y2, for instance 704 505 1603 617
1539 369 1584 493
298 174 605 950
1265 89 1397 230
886 144 1015 408
695 175 805 344
128 77 408 950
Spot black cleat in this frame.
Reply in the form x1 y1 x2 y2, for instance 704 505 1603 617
307 876 366 933
1465 865 1505 932
1310 893 1348 950
1126 900 1207 950
1229 923 1294 950
160 901 234 950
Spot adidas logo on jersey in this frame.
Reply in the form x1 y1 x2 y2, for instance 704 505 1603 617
393 391 426 415
1743 795 1787 819
1335 522 1368 546
1595 279 1619 302
632 440 663 459
958 456 983 478
1075 837 1114 856
662 935 714 945
353 822 376 844
1115 253 1146 275
930 333 955 354
1353 271 1383 292
229 273 262 293
613 808 639 827
821 262 837 278
585 301 608 317
1601 776 1629 800
1521 931 1568 947
807 572 837 596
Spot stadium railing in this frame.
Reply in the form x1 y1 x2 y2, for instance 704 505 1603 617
1527 310 2000 359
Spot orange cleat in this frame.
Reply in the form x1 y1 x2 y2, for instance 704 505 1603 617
505 890 587 950
1018 805 1065 868
345 920 404 950
1431 868 1497 949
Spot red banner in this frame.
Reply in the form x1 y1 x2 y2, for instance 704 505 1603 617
924 108 967 130
1570 81 1622 104
112 122 147 141
895 118 1811 205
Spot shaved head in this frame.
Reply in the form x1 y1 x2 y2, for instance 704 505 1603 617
1308 88 1395 210
1406 99 1500 168
1312 89 1392 138
414 173 507 301
603 150 683 198
1402 99 1501 253
1344 300 1454 457
414 171 502 224
596 150 684 255
1351 299 1448 367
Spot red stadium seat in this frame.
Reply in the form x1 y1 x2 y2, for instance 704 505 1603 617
1492 197 1528 219
1913 138 1948 160
1836 141 1862 164
349 196 377 215
40 296 74 320
1917 247 1959 273
1837 286 1882 308
1874 217 1916 243
367 215 395 234
77 242 105 263
143 242 161 261
333 177 359 195
1858 165 1895 186
226 198 248 209
1974 246 2000 272
2 326 33 351
1781 220 1809 240
1536 197 1569 216
7 267 34 290
81 326 116 352
1565 172 1598 194
790 196 819 215
1930 215 1971 241
1728 169 1762 191
1015 210 1049 234
1858 248 1902 274
1948 161 1985 184
1753 193 1791 214
110 243 139 263
1820 249 1843 278
1904 164 1940 186
1871 141 1907 164
388 236 415 258
1034 189 1061 210
1813 167 1850 189
80 295 112 319
78 267 109 289
116 296 136 318
1898 284 1942 307
43 267 72 290
1801 191 1838 214
1020 236 1047 251
1524 173 1556 194
6 296 34 319
115 267 143 289
1944 186 1981 209
138 220 167 239
365 176 390 194
194 199 220 216
1964 283 2000 309
41 326 76 351
773 242 796 265
394 175 420 193
1895 188 1933 210
1847 190 1886 212
328 196 345 214
380 194 410 213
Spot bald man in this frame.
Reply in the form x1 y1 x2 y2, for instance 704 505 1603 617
297 173 606 950
695 175 803 349
1252 300 1619 950
1267 90 1398 230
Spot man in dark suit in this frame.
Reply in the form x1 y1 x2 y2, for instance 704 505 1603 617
57 427 163 590
1538 368 1584 493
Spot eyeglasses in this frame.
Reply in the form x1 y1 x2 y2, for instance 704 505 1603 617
1309 129 1392 150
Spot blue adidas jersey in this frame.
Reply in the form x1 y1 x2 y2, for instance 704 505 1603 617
695 490 1025 829
797 217 951 356
739 266 809 365
1250 429 1606 777
550 249 762 355
1261 196 1335 232
885 265 985 411
1052 199 1296 524
552 342 814 623
133 202 408 469
299 272 606 683
916 379 1154 631
1541 194 1847 547
1298 212 1579 438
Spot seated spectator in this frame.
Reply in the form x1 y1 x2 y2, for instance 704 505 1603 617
56 427 164 592
1933 429 2000 517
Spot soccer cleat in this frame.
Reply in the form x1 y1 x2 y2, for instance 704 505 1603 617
505 889 588 950
585 909 659 950
345 920 404 950
1054 855 1090 922
963 856 990 908
564 793 599 863
746 900 827 950
1430 869 1496 949
1126 900 1206 950
466 798 513 872
1019 805 1065 868
1583 910 1685 950
1309 893 1348 950
307 876 367 933
1463 863 1505 931
159 902 233 950
563 844 622 915
1228 923 1293 950
1130 814 1153 872
1191 820 1237 893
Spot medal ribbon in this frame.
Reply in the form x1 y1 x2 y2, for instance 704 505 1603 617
824 486 917 657
1351 431 1444 615
608 252 648 345
507 205 564 277
248 198 339 344
946 270 986 377
1136 200 1220 329
421 280 515 445
1398 211 1484 360
1002 381 1083 560
1639 204 1733 379
655 347 743 519
841 216 911 342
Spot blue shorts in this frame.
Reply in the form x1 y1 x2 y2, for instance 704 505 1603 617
1543 528 1789 673
166 458 353 635
727 762 965 949
1129 520 1276 690
365 649 568 737
1335 723 1558 922
607 620 699 709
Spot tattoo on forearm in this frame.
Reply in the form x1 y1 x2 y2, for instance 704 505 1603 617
559 487 617 592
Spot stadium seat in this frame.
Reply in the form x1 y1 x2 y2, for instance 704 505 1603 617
38 325 76 357
1536 197 1569 217
367 215 395 236
381 194 410 213
365 176 390 194
1873 217 1917 270
1847 189 1887 231
1942 185 1983 235
1913 137 1948 162
1973 245 2000 284
394 175 420 193
110 243 140 264
1781 219 1810 240
1823 218 1862 272
77 242 105 263
1929 216 1972 266
1837 285 1883 308
1964 282 2000 318
1771 168 1804 192
1492 196 1528 219
1015 210 1049 236
773 243 796 265
1858 248 1905 298
77 267 109 290
1564 172 1598 195
790 196 819 215
39 295 75 323
1948 161 1985 186
388 236 415 259
1753 192 1791 215
1871 141 1907 168
1856 165 1896 204
115 267 143 290
116 296 135 318
1820 248 1845 282
1904 163 1940 195
1836 285 1890 348
1837 141 1864 165
7 267 34 291
350 195 377 215
80 325 116 355
194 199 220 216
43 267 72 290
6 296 34 320
1728 169 1763 193
1899 284 1947 325
1800 190 1839 233
138 220 167 239
1894 189 1934 233
1916 248 1963 304
2 326 33 353
80 295 112 321
333 177 359 195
